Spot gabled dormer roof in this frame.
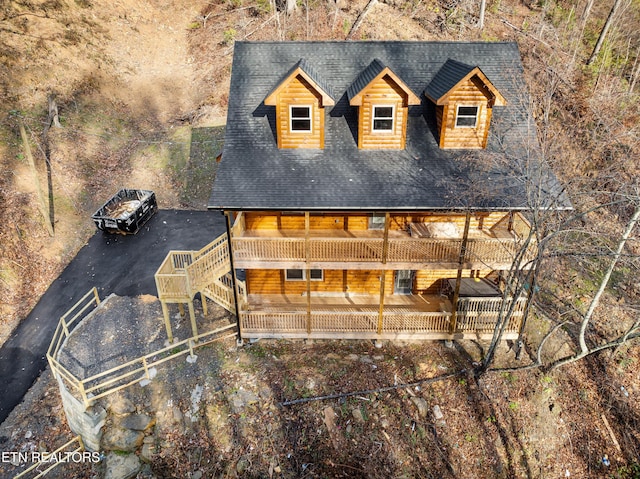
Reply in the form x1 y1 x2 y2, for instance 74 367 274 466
424 58 506 107
347 58 421 106
264 58 335 106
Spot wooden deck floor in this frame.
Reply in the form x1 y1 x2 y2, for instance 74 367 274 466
246 293 451 312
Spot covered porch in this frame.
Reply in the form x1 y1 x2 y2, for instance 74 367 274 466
238 291 525 341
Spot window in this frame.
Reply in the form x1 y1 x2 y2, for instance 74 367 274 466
455 105 479 128
369 213 386 230
290 106 312 132
372 106 394 132
285 269 323 281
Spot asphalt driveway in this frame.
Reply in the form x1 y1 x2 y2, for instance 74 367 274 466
0 209 227 425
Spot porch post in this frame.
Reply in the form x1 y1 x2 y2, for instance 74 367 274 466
225 211 242 343
450 211 471 334
377 213 390 334
161 301 174 343
305 212 311 335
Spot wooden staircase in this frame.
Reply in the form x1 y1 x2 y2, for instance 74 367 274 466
155 233 235 341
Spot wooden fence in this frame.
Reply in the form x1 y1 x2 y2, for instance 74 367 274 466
48 289 237 408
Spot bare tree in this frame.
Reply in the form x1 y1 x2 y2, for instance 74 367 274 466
478 0 486 29
587 0 628 65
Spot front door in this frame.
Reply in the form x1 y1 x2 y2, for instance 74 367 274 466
394 270 414 295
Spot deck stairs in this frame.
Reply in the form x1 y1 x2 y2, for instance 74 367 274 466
155 233 235 339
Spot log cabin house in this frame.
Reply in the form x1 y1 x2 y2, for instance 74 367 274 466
196 41 568 342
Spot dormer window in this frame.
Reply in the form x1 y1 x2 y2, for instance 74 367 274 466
455 105 479 128
347 59 421 150
425 59 506 149
264 59 335 149
290 106 312 132
372 106 395 132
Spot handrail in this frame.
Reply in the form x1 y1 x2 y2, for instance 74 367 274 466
13 436 85 479
77 324 236 406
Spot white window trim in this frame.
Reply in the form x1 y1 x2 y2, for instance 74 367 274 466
371 105 395 133
289 105 313 133
455 105 479 128
285 269 324 281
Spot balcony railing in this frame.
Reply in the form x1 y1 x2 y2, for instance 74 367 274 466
232 234 534 268
239 296 525 339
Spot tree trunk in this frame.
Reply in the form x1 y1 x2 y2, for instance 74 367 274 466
587 0 623 65
478 0 486 29
347 0 377 39
19 120 54 236
576 205 640 353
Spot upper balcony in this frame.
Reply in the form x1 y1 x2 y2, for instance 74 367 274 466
230 212 536 270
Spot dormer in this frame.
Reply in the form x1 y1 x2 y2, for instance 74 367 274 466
347 59 421 150
264 59 335 149
424 59 506 150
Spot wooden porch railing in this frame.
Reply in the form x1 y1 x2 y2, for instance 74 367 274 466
232 234 534 267
386 238 462 263
456 296 527 333
239 296 523 337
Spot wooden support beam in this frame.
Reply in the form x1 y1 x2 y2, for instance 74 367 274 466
201 293 208 316
450 211 471 334
161 302 174 343
225 211 242 342
305 212 311 334
377 270 386 334
381 212 390 264
188 301 198 340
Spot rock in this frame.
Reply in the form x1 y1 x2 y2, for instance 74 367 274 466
118 414 154 431
352 408 365 424
373 355 384 361
359 356 373 364
346 354 359 361
433 404 444 421
186 354 198 363
411 397 428 417
381 418 390 429
346 424 353 434
236 455 251 474
102 428 145 452
140 441 156 463
104 452 141 479
191 471 203 479
109 396 136 416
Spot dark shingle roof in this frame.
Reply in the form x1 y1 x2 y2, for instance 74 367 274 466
424 58 477 102
209 41 569 211
268 58 336 103
346 58 386 102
